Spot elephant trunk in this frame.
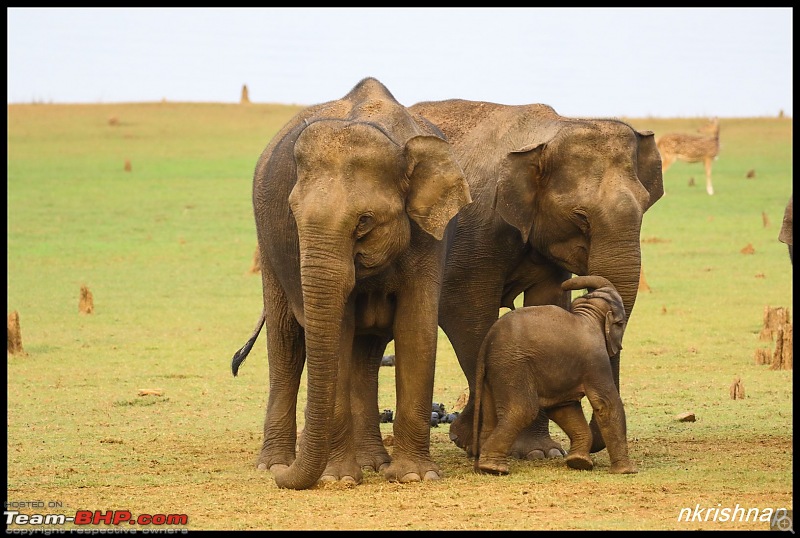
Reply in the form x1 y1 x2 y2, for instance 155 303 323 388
588 239 640 389
273 242 355 490
585 219 642 453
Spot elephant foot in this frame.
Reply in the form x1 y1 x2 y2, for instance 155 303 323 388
448 411 475 455
565 453 593 471
476 455 509 475
381 456 441 483
355 443 392 472
509 430 565 461
319 474 361 488
589 417 607 453
260 462 289 473
320 459 364 485
358 457 391 473
610 461 638 474
256 448 294 472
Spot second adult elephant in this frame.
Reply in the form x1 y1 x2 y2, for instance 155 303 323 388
405 99 663 459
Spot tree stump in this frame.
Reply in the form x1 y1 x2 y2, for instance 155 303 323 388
754 348 772 365
7 310 25 355
759 306 790 341
770 324 793 370
79 285 94 314
755 306 792 370
729 377 745 399
240 84 250 104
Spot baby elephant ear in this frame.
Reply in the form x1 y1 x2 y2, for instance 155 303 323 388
405 135 472 240
605 310 625 358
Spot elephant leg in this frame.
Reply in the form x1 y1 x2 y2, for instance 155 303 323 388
319 307 363 485
440 299 503 457
351 335 392 472
381 280 442 483
477 390 537 476
509 412 566 460
588 350 619 453
584 381 637 474
547 403 593 470
507 281 570 461
258 267 305 472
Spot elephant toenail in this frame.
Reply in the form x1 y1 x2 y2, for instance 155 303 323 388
547 448 565 458
526 450 546 460
269 463 289 474
319 475 336 483
340 476 358 486
257 463 268 471
399 472 421 483
423 470 440 481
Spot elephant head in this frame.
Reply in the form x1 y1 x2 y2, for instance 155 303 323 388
493 120 662 390
562 275 627 359
271 110 469 488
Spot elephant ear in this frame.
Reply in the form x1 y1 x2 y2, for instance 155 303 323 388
405 135 472 240
604 311 625 358
635 130 664 211
601 289 627 358
493 143 545 243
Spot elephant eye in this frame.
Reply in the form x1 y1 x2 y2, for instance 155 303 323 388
355 213 375 238
573 211 590 234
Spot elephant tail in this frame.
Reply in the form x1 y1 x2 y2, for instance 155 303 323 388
231 309 266 377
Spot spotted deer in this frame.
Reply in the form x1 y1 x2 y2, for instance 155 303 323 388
656 117 720 195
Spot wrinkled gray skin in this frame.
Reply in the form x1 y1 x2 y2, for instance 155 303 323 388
398 99 663 460
230 78 471 490
473 275 637 476
778 195 792 263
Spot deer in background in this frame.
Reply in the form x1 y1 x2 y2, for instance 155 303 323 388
656 117 720 195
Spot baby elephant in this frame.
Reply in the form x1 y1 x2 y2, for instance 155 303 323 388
472 275 638 475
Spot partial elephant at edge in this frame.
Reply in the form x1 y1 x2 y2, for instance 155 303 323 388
778 194 792 263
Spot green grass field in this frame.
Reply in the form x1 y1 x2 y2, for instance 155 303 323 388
6 103 793 530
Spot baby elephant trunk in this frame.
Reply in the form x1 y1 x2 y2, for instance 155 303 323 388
561 275 614 293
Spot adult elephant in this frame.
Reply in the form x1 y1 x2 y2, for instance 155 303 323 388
404 99 664 459
230 78 471 490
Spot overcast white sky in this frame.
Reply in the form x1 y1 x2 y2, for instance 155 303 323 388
7 7 793 118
